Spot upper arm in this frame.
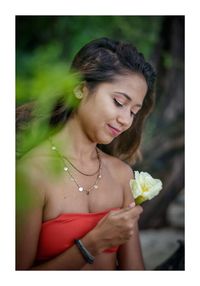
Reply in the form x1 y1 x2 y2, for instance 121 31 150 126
117 163 145 270
16 160 45 270
118 162 135 208
16 206 43 269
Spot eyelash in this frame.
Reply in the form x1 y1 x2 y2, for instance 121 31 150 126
113 98 136 117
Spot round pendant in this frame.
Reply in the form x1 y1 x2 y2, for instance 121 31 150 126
64 167 68 171
94 185 98 189
78 187 84 192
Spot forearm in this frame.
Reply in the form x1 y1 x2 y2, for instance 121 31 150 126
117 224 145 270
117 244 145 270
30 233 100 270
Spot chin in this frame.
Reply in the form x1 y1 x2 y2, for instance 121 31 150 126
95 130 115 145
97 137 114 145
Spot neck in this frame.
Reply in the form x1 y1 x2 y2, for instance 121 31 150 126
51 115 97 162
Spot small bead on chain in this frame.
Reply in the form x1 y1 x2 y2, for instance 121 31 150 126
50 141 102 195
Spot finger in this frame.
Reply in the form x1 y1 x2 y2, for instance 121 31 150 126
111 202 136 216
117 205 143 219
130 205 143 216
128 202 136 208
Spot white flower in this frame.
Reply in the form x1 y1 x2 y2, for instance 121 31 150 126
129 171 163 204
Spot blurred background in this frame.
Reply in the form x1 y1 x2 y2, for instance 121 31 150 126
16 16 184 270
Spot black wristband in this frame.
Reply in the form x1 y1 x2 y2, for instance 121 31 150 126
74 239 95 264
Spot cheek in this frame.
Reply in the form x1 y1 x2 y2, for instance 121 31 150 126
92 103 115 124
79 104 116 144
79 96 115 128
98 99 116 119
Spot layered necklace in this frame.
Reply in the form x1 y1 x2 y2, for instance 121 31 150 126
49 139 102 195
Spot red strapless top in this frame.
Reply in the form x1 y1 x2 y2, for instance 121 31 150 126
36 208 120 262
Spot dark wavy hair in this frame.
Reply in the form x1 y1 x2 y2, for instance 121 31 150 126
71 37 156 163
17 37 156 163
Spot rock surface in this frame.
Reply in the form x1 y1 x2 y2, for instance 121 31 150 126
140 190 184 270
140 228 184 270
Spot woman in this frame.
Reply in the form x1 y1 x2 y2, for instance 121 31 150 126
16 37 156 270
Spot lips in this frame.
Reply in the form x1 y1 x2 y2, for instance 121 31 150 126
107 124 122 137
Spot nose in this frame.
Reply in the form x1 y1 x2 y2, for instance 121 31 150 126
117 109 132 129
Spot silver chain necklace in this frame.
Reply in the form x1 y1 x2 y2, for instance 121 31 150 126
62 151 101 176
50 140 102 195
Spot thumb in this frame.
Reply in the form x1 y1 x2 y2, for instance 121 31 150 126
96 211 110 225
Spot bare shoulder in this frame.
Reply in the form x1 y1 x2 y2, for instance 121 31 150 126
17 139 54 175
16 140 53 206
99 149 134 185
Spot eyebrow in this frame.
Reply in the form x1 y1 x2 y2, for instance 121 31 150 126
113 92 142 108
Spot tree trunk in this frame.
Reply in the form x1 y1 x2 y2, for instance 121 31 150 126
135 16 184 229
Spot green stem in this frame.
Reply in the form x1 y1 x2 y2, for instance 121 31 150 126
135 196 146 205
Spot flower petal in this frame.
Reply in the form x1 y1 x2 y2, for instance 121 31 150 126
130 171 163 204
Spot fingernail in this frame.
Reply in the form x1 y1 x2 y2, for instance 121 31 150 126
129 202 135 208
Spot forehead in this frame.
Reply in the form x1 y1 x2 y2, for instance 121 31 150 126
111 73 147 94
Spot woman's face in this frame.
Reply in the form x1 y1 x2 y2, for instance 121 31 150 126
76 73 148 144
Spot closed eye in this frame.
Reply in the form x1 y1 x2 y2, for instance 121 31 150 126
113 98 124 107
113 98 137 118
130 111 136 117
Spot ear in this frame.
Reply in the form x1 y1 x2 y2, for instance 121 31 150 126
74 85 83 99
73 81 88 99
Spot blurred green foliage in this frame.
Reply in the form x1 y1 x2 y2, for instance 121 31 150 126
16 16 163 80
16 42 79 106
16 43 80 158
